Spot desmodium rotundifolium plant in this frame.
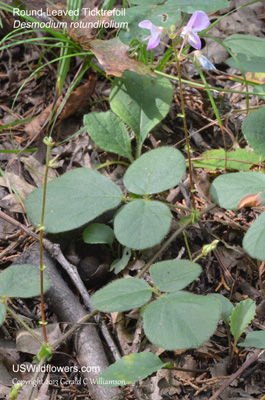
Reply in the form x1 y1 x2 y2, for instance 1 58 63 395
2 0 265 389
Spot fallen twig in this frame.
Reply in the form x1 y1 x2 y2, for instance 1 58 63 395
209 350 264 400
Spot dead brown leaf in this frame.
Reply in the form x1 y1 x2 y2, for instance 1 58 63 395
0 172 36 201
24 97 62 140
22 155 58 187
24 79 94 140
47 4 111 48
237 191 263 209
111 312 133 355
58 78 96 121
0 194 24 213
66 7 112 49
90 37 155 77
16 324 61 355
34 374 50 400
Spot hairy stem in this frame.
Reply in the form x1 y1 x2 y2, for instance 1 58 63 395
137 203 215 278
39 138 53 343
6 305 43 345
172 41 196 209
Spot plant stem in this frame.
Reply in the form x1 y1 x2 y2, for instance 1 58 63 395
135 142 143 159
95 160 130 170
209 350 264 400
155 70 265 97
171 40 196 210
137 217 192 278
39 138 53 343
225 322 233 358
24 310 99 400
165 365 208 373
137 203 215 278
25 357 46 400
183 231 192 261
6 305 43 345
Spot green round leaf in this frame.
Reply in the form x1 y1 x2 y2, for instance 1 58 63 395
230 299 256 344
224 34 265 58
114 200 172 250
208 293 234 324
124 147 186 195
166 0 229 12
91 278 152 312
110 71 173 144
130 0 163 4
98 352 168 386
0 264 50 298
238 331 265 349
192 149 262 171
243 211 265 261
0 303 6 326
83 223 114 246
84 111 133 162
150 260 201 292
144 292 220 350
210 172 265 210
226 54 265 73
224 35 265 73
25 168 122 233
242 107 265 157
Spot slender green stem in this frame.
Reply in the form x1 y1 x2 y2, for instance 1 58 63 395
155 70 265 97
137 217 192 278
156 196 191 212
183 232 192 261
38 138 53 343
25 357 46 400
137 203 216 278
171 41 196 210
95 160 131 169
192 253 203 263
230 338 238 361
6 306 43 345
136 141 143 159
225 322 233 358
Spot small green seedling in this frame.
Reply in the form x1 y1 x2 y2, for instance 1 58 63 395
209 295 256 360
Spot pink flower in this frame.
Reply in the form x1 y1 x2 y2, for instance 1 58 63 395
181 11 210 50
138 20 163 50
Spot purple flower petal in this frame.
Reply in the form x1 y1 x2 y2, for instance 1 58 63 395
188 31 201 49
139 19 162 50
139 20 154 30
187 11 210 32
147 31 161 50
